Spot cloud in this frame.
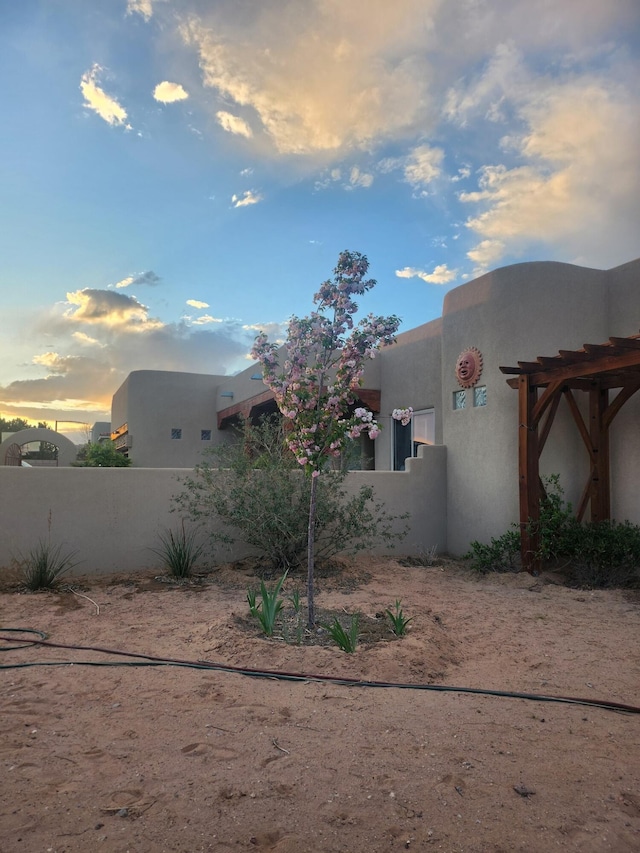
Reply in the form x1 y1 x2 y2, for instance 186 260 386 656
403 144 444 192
179 0 436 155
243 321 288 344
375 145 444 194
443 41 525 126
314 165 373 191
113 271 161 289
186 299 209 309
347 167 374 190
153 81 189 103
190 314 223 325
72 332 102 347
396 264 457 285
2 288 261 421
231 190 263 208
80 64 130 128
460 71 640 268
127 0 154 20
216 111 253 138
466 239 506 269
63 289 164 331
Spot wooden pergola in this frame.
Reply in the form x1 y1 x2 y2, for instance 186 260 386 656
500 331 640 573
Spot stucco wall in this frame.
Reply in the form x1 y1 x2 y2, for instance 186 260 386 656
376 317 443 469
442 261 614 553
0 450 447 577
113 370 229 468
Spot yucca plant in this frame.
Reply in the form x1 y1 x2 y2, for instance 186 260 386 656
151 523 204 579
248 570 288 636
325 614 360 653
385 599 412 636
22 541 80 590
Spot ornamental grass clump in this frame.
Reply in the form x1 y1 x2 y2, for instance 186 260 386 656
151 523 204 579
22 541 80 591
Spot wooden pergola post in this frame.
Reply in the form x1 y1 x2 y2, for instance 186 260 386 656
518 374 540 573
589 384 610 523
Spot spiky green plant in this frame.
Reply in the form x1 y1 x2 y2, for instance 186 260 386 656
22 541 80 590
385 599 412 636
248 570 288 636
325 614 360 653
151 523 205 579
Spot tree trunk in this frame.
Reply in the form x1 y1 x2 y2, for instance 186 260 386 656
306 473 318 629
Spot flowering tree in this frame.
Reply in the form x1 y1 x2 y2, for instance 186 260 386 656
251 250 409 627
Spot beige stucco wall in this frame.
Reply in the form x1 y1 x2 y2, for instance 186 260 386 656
112 370 229 468
440 260 639 553
0 452 446 577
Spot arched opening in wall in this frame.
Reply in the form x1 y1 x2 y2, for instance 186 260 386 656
501 331 640 572
0 428 78 467
19 440 59 466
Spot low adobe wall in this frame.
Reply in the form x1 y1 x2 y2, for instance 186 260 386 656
0 446 447 578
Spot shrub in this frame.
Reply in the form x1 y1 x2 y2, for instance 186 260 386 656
464 529 521 574
466 475 640 588
567 520 640 589
150 523 205 579
174 416 408 571
21 541 80 590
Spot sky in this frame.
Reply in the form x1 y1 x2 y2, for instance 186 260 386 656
1 0 639 439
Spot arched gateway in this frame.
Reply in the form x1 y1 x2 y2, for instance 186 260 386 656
0 428 78 467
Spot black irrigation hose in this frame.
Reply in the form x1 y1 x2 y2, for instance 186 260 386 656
1 631 639 716
0 627 49 651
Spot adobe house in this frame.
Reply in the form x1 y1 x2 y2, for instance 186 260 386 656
110 257 640 558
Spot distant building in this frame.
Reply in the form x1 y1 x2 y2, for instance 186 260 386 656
90 422 112 444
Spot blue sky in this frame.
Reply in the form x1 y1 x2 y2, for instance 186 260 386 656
1 0 638 437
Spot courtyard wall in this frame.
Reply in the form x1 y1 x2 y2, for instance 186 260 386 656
0 446 446 577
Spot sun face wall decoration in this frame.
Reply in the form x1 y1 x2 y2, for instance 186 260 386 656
455 347 483 388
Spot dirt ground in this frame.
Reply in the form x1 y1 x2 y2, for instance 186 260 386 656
1 557 639 853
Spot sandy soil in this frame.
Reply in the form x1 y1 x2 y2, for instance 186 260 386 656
1 557 639 853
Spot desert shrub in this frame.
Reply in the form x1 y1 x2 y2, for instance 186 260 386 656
21 541 80 590
465 529 522 574
466 475 640 588
566 520 640 589
173 416 408 571
150 522 205 579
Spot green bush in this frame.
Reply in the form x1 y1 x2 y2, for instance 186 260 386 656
567 520 640 589
466 475 640 588
173 416 408 571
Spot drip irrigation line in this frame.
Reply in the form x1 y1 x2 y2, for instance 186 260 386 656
1 631 638 716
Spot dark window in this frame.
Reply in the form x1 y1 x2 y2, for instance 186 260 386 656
201 429 212 441
393 422 412 471
171 428 182 440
